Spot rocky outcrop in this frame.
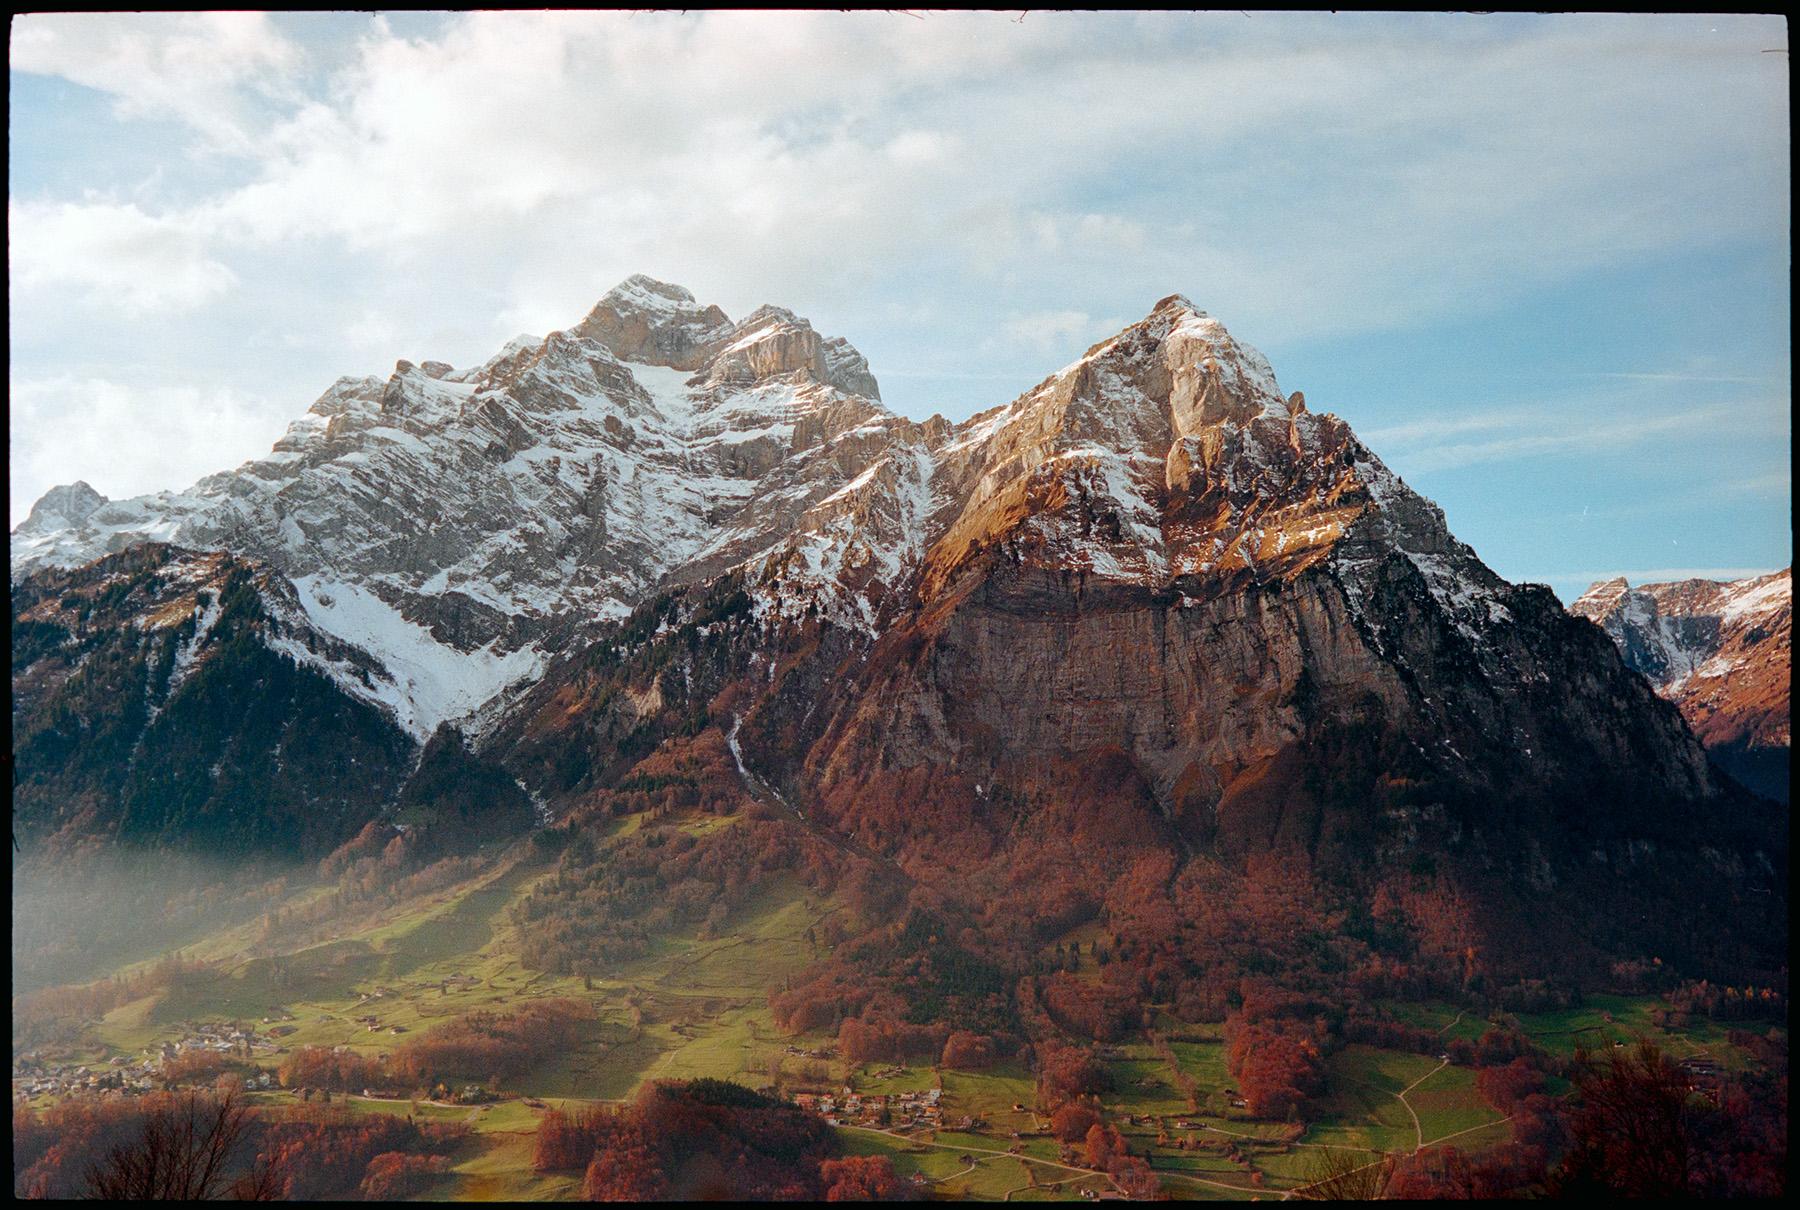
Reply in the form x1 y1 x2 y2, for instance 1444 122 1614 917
1573 569 1791 801
12 276 897 738
15 481 108 535
12 284 1786 960
572 274 733 367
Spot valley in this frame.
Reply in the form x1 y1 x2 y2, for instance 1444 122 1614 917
13 809 1780 1201
12 277 1788 1200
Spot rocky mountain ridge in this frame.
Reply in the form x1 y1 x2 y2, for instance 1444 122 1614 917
12 281 1786 981
13 276 908 738
16 282 1513 741
1571 568 1790 801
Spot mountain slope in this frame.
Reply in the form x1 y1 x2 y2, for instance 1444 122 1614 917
1572 568 1791 802
483 294 1784 981
12 276 904 740
11 545 415 856
12 283 1786 980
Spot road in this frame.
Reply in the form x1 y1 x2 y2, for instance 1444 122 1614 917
1395 1058 1448 1151
837 1124 1120 1193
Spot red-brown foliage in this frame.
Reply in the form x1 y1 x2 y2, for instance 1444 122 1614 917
1035 1044 1113 1110
837 1016 949 1065
1225 1021 1325 1121
276 1046 388 1093
940 1030 997 1071
394 997 592 1084
553 1080 835 1201
1040 969 1143 1042
819 1154 922 1201
1051 1101 1101 1143
1476 1058 1547 1115
533 1105 615 1172
358 1151 450 1198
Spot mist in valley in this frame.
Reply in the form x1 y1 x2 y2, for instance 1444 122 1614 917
11 845 286 999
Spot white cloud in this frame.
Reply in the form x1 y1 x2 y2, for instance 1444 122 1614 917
9 199 237 312
10 12 300 153
9 377 285 525
1364 397 1788 475
11 12 1790 344
1001 310 1103 352
5 11 1790 531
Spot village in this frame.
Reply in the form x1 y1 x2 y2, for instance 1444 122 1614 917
11 1014 509 1111
793 1082 944 1131
13 1019 283 1103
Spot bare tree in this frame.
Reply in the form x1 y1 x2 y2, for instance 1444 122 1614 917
84 1087 278 1201
1292 1147 1393 1201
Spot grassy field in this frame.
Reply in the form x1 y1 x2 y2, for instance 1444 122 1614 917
17 822 1783 1202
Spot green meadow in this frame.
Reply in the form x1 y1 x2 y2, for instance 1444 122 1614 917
16 830 1776 1201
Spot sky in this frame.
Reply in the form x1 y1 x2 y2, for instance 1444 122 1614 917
8 10 1790 600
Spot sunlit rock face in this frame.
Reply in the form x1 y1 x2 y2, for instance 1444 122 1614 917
1573 569 1791 801
13 283 1782 972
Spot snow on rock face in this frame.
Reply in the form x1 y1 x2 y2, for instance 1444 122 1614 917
15 481 108 534
573 274 734 369
269 575 545 741
741 293 1518 690
11 276 901 732
1572 568 1791 756
14 283 1552 734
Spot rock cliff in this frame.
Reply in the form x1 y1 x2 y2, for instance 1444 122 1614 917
1573 569 1791 802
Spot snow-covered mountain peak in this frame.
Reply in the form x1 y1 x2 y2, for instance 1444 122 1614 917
574 274 735 369
612 273 699 306
1572 568 1790 799
9 278 917 735
16 481 108 534
8 289 1533 741
566 276 881 402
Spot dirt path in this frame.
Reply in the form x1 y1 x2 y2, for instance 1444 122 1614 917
1281 1113 1515 1200
1438 1009 1466 1036
1202 1122 1362 1152
1396 1059 1448 1151
837 1125 1116 1190
1155 1168 1284 1197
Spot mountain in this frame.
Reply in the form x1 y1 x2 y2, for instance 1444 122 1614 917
13 275 900 742
11 280 1786 978
1571 569 1791 802
485 291 1782 980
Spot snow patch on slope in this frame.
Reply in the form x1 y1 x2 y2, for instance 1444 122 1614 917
285 575 543 739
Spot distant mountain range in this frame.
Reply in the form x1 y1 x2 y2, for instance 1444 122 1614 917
11 277 1786 980
1572 569 1791 802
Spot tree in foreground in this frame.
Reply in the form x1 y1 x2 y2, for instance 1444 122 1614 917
1292 1147 1392 1201
83 1087 279 1201
1551 1038 1786 1199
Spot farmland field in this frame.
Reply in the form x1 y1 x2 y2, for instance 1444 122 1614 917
13 830 1780 1201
